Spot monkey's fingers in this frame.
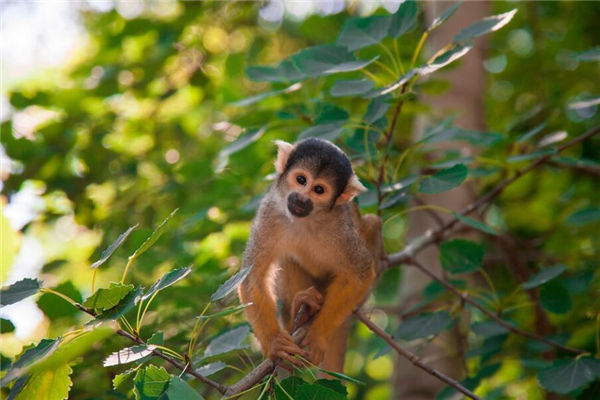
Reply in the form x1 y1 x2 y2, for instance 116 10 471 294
276 351 305 367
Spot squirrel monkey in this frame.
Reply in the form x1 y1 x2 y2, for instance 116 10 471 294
239 138 384 371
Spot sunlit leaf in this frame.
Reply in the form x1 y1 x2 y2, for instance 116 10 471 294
565 206 600 227
113 368 136 390
133 365 170 400
440 239 484 274
428 1 462 32
574 46 600 62
1 338 61 386
454 9 517 43
83 282 134 311
91 225 137 269
389 0 418 38
418 43 473 76
193 361 227 377
453 212 498 235
521 265 567 290
538 357 600 394
396 311 452 340
363 69 417 98
165 376 204 400
337 15 391 51
539 281 571 314
14 364 72 400
291 45 378 77
143 267 192 301
330 79 374 97
215 127 266 173
418 164 468 194
0 278 41 307
103 345 154 367
231 83 301 107
567 96 600 110
202 325 250 360
90 287 143 325
210 266 252 302
130 209 179 260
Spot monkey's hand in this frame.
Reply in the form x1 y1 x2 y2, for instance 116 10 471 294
268 331 307 366
292 286 324 320
300 330 326 366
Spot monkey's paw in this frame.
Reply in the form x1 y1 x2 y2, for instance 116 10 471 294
301 331 326 366
268 331 307 366
292 286 324 319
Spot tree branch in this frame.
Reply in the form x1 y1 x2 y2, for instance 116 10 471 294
354 310 482 400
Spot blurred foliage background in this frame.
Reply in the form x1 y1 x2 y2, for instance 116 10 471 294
1 1 599 399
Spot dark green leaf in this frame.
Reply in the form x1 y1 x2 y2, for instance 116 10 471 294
196 303 251 319
440 239 484 274
330 79 374 97
337 15 391 51
574 46 600 62
91 287 143 325
424 127 503 147
538 357 600 394
143 267 192 300
454 9 517 43
231 83 302 107
565 206 600 227
314 105 349 124
7 376 28 400
507 149 556 163
274 376 306 399
471 321 509 337
389 0 418 38
113 368 136 390
0 278 41 307
291 45 378 77
130 209 179 260
91 225 137 269
296 382 346 400
521 265 567 290
1 318 15 333
246 60 304 82
418 43 473 76
133 365 170 400
315 379 348 395
83 282 134 311
363 96 391 124
453 212 498 235
539 281 571 314
215 127 266 173
428 1 462 32
1 338 61 385
419 164 468 194
202 325 250 360
210 266 253 302
396 311 452 340
165 376 204 400
103 345 154 367
148 331 164 345
516 122 546 143
37 281 82 319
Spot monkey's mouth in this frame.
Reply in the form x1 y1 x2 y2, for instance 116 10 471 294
288 202 312 218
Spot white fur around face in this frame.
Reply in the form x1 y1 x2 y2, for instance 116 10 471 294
274 140 294 174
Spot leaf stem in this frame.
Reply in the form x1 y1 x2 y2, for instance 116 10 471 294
121 257 135 284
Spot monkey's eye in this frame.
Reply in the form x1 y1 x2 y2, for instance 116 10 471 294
296 175 307 185
314 185 325 195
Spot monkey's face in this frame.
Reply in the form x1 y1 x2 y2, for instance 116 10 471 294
284 168 335 218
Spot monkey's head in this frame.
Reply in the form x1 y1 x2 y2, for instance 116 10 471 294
273 138 366 218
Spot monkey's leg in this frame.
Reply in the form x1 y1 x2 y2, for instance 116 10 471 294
320 317 351 373
277 258 316 332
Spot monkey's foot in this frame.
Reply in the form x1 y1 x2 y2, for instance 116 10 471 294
269 331 307 366
292 286 324 319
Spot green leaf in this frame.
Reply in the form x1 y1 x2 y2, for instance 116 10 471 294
202 325 250 360
1 318 15 333
440 239 484 274
274 376 306 399
130 209 179 260
0 278 41 307
143 267 192 301
7 376 27 399
316 369 363 385
418 43 473 76
330 79 374 97
215 127 266 173
389 0 418 37
506 148 556 163
210 266 253 302
91 225 137 269
91 287 143 325
246 60 304 82
196 303 251 320
516 122 546 143
291 45 378 77
14 363 72 400
538 357 600 394
567 96 600 111
231 83 302 107
574 46 600 62
539 281 571 314
363 96 391 124
521 265 567 290
471 321 509 337
314 105 349 124
428 1 462 32
419 164 468 194
565 206 600 227
148 331 164 345
83 282 134 311
396 311 453 340
337 15 391 51
104 345 154 367
454 9 517 43
453 212 498 235
37 281 82 319
194 361 227 377
1 338 61 385
298 122 346 141
296 382 346 400
164 376 204 400
133 365 170 400
113 368 136 390
364 69 417 98
424 127 503 147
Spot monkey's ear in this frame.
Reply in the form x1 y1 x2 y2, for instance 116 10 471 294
274 140 294 174
336 174 367 205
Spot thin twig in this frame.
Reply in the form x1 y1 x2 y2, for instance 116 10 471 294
407 258 587 355
354 311 482 400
